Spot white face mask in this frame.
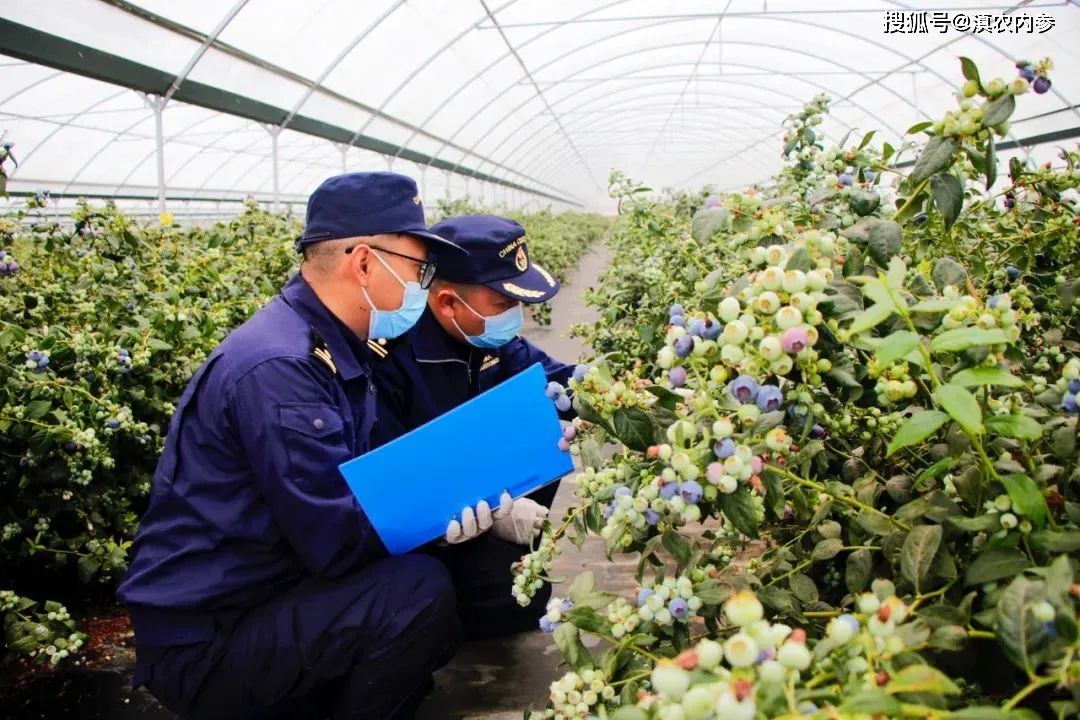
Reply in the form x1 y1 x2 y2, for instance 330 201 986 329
450 292 524 349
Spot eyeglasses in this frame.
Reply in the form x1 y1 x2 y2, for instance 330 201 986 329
346 244 436 289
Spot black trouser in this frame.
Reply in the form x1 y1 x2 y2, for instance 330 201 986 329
133 555 461 720
428 480 560 641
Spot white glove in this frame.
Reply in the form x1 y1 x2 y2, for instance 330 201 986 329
490 496 550 546
444 492 513 545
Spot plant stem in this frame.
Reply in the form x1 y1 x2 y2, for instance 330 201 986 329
771 465 911 531
1003 674 1057 710
892 178 930 222
611 671 650 688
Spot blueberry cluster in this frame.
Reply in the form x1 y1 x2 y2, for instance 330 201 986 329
545 379 572 413
115 348 133 375
0 249 19 276
25 349 50 373
1016 61 1052 94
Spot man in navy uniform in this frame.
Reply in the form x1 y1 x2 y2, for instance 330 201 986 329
370 214 580 640
116 172 490 720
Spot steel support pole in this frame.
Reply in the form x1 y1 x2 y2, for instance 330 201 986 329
151 97 166 213
267 126 281 212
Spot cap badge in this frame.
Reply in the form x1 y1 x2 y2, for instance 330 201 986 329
514 245 528 272
413 194 422 205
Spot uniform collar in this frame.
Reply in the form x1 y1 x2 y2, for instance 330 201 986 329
409 307 472 363
280 272 369 381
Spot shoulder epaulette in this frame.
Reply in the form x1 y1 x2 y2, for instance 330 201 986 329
310 331 338 375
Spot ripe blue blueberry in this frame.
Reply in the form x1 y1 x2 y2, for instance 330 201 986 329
810 424 826 440
730 375 759 403
669 304 684 318
668 366 687 387
687 318 706 337
863 170 876 182
614 486 632 498
105 419 120 429
669 314 685 328
659 482 679 500
1018 65 1036 81
638 588 655 607
702 319 721 340
1006 266 1020 281
603 503 615 519
572 364 588 383
538 617 559 633
838 173 853 186
555 393 572 413
645 509 660 526
680 480 703 504
756 385 784 412
1033 76 1051 94
545 381 563 399
714 438 735 459
28 350 42 362
0 250 6 260
674 335 694 358
1063 393 1079 414
988 294 1003 309
560 598 574 612
668 598 689 619
1004 195 1015 209
1069 379 1080 395
913 213 928 224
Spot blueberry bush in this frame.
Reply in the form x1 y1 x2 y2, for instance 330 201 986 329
0 173 604 666
518 57 1080 719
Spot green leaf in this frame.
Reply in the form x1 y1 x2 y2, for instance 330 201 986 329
985 133 997 190
789 574 819 604
949 367 1024 388
579 437 605 470
849 303 895 336
1050 425 1076 460
964 547 1032 586
945 514 1000 533
77 556 101 584
25 400 52 420
910 298 961 313
612 407 657 451
644 385 681 411
931 257 967 290
982 93 1016 129
661 529 692 569
930 173 964 230
867 219 904 267
901 524 942 594
553 622 593 672
568 571 596 601
718 487 760 539
933 384 983 435
984 415 1043 441
858 130 877 149
840 688 903 715
850 190 881 217
877 331 920 367
959 57 982 88
1000 474 1048 528
887 410 949 456
1030 529 1080 554
911 136 958 184
785 246 812 272
842 246 865 278
564 606 614 635
846 548 873 594
905 121 934 136
929 624 969 651
930 327 1010 353
885 663 960 695
812 538 844 561
951 708 1042 720
996 575 1051 674
1060 277 1080 309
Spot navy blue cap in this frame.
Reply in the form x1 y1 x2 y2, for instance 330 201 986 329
295 171 465 255
428 214 560 304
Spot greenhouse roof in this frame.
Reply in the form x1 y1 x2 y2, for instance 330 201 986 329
1 0 1078 214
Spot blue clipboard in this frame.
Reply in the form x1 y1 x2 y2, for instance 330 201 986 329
338 362 575 555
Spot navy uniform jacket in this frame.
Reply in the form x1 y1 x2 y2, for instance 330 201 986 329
116 273 385 645
370 308 574 447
